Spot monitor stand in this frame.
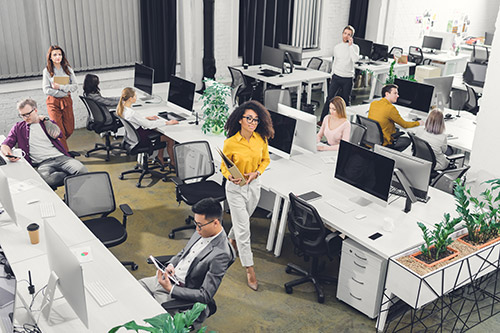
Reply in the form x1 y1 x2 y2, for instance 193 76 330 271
139 94 154 101
348 195 372 207
269 153 282 161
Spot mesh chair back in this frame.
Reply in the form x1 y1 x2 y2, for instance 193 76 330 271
64 172 116 218
307 57 323 70
118 117 140 151
389 46 403 59
472 44 489 64
408 46 423 64
80 96 114 128
464 84 479 111
431 166 470 194
349 122 367 146
408 133 437 171
288 193 327 257
263 88 292 112
228 67 247 90
174 141 215 182
356 115 383 147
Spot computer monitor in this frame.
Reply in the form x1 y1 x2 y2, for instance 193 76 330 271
485 32 494 46
277 103 317 153
374 145 432 201
463 62 488 88
42 221 88 328
167 75 196 112
428 31 454 51
0 170 18 228
268 110 297 159
134 63 154 98
335 140 395 206
371 43 388 61
278 43 303 65
353 37 373 59
261 46 285 71
394 78 434 113
422 36 443 52
423 76 454 106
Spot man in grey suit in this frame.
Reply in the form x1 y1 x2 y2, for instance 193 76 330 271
139 197 234 322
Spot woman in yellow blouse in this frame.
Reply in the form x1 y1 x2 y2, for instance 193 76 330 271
221 100 274 291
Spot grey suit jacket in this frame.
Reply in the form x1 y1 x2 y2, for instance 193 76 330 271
169 230 234 305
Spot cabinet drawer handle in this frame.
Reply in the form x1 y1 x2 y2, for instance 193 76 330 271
354 253 367 261
351 277 364 285
354 261 366 269
350 292 362 301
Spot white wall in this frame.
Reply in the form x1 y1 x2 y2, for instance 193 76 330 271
380 0 500 52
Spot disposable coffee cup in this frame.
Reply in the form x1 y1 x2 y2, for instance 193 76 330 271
27 223 40 244
243 63 249 69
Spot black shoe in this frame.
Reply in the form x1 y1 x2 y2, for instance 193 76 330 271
68 151 81 158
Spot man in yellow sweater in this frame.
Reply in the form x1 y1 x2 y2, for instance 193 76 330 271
368 84 423 151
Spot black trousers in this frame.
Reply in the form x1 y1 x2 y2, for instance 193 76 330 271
320 74 354 122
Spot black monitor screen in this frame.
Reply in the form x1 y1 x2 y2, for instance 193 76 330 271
335 140 395 203
134 63 154 96
422 36 443 51
354 37 373 57
268 110 296 157
463 62 487 87
394 78 434 113
278 43 303 65
371 43 388 61
261 46 285 69
168 75 196 111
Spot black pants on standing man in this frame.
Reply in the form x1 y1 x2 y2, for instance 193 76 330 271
320 74 354 122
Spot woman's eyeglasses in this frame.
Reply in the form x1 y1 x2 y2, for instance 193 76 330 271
242 116 260 124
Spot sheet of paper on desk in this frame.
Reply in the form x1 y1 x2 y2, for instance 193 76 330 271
72 247 93 263
9 179 41 194
321 156 337 164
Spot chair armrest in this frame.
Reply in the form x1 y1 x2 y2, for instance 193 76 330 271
325 231 341 258
446 153 465 162
391 130 404 140
161 299 196 311
147 132 162 141
119 204 133 216
171 176 184 186
147 255 174 265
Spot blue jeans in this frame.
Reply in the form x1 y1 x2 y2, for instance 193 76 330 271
36 155 88 187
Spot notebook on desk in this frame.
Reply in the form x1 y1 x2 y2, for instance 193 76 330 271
259 69 281 77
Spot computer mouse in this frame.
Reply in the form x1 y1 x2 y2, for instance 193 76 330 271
279 74 284 77
445 113 452 119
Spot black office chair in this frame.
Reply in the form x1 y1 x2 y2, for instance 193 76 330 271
431 166 470 194
228 66 257 104
463 83 480 115
306 57 323 70
64 171 138 270
118 117 169 187
79 96 126 161
408 46 424 76
408 133 466 184
284 193 342 303
147 241 236 324
349 121 367 146
263 88 292 112
471 44 489 64
298 57 325 109
388 46 403 60
356 115 384 148
168 141 226 239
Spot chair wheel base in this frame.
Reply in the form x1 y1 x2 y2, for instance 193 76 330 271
85 152 90 157
132 264 139 271
285 286 293 294
118 175 124 180
136 183 141 188
318 295 325 303
285 266 293 274
168 233 175 239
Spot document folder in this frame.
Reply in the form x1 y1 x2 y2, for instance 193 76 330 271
216 147 246 187
54 76 70 85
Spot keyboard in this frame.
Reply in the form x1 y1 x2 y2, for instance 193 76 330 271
2 316 12 332
259 69 280 77
86 280 117 307
40 202 56 218
326 198 355 213
0 157 5 166
158 111 187 121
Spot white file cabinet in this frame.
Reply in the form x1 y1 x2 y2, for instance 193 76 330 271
337 238 387 318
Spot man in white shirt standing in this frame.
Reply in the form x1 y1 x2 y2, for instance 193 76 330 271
320 25 360 122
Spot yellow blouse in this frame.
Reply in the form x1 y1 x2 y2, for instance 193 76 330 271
221 131 270 180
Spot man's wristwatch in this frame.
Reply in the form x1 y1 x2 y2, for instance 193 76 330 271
43 116 50 122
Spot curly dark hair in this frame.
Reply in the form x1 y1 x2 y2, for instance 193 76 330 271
225 100 274 139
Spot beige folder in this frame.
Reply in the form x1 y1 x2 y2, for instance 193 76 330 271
216 147 246 186
53 76 70 85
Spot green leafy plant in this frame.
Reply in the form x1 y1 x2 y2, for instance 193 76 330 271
362 60 416 86
108 302 208 333
417 213 460 261
201 79 231 135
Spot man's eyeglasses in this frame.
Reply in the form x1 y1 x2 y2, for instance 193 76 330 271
19 108 35 118
242 116 260 124
193 219 216 229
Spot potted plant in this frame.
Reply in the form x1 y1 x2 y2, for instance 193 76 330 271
454 178 500 249
109 302 208 333
411 213 461 267
200 78 231 135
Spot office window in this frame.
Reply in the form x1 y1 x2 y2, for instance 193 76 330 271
291 0 322 49
0 0 141 80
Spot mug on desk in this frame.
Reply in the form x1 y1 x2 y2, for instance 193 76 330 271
11 148 26 158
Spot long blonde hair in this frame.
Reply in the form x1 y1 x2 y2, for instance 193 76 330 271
329 96 347 119
425 109 445 135
116 87 136 117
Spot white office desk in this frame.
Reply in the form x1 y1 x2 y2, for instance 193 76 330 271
346 104 476 152
238 65 330 109
451 73 484 94
423 53 469 76
354 61 415 100
12 238 164 332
